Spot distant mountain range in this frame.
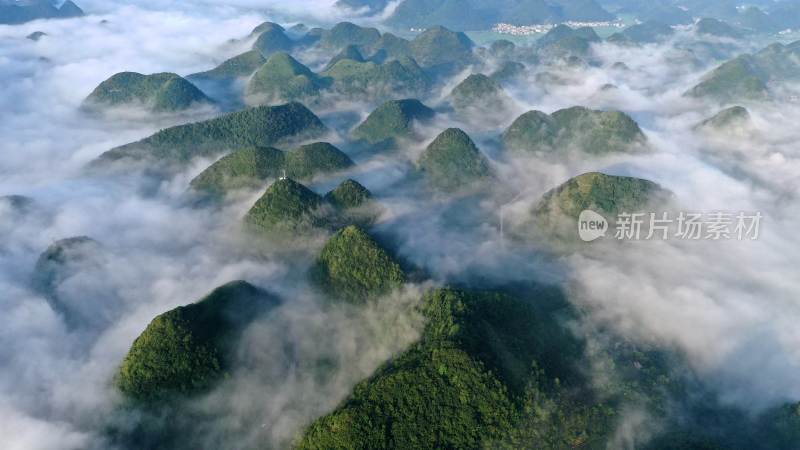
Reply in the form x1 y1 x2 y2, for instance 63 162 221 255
338 0 800 33
0 0 83 25
338 0 615 30
596 0 800 30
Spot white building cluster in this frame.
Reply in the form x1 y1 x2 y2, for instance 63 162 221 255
492 21 625 36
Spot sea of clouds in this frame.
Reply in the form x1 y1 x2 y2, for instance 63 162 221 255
3 2 800 449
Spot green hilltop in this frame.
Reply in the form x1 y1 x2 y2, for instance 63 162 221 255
538 24 600 48
489 39 516 58
284 142 355 180
491 61 526 84
318 22 381 51
296 27 324 47
27 31 47 41
550 107 647 154
408 26 475 74
352 99 435 146
312 225 406 304
322 56 430 101
449 73 514 113
695 105 751 131
503 106 647 155
0 194 34 212
93 102 327 168
324 45 365 70
324 179 373 210
370 32 412 61
116 281 278 403
297 287 605 449
325 179 381 229
246 53 325 105
607 21 674 45
250 21 285 37
190 142 352 198
534 172 669 221
243 177 379 237
686 41 800 102
385 0 612 31
418 128 492 192
537 25 600 60
189 146 286 197
244 178 327 235
686 55 769 102
31 236 104 327
502 110 559 150
188 50 266 81
0 0 84 25
695 18 744 39
335 0 388 15
83 72 213 113
252 22 294 57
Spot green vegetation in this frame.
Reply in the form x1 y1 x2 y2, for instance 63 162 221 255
244 178 327 234
370 32 412 60
297 287 610 449
189 146 285 197
1 0 84 25
319 22 381 51
490 39 516 58
751 42 800 82
756 402 800 448
449 73 513 113
32 237 103 325
190 142 351 198
418 128 492 192
296 282 717 449
116 281 277 402
630 4 692 26
312 225 405 303
526 171 670 242
534 172 669 221
83 72 212 112
251 21 285 37
252 22 294 57
686 41 800 102
351 99 435 146
246 53 325 104
285 142 355 180
503 106 646 155
325 179 381 228
503 110 559 150
491 61 526 84
540 36 593 60
386 0 612 30
324 179 373 210
324 44 365 70
686 56 769 102
26 31 47 41
335 0 388 15
607 21 674 45
0 194 34 212
695 18 743 39
696 105 751 131
188 50 266 81
93 102 327 167
538 25 600 48
551 106 647 154
537 25 600 60
408 26 474 73
322 56 429 101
